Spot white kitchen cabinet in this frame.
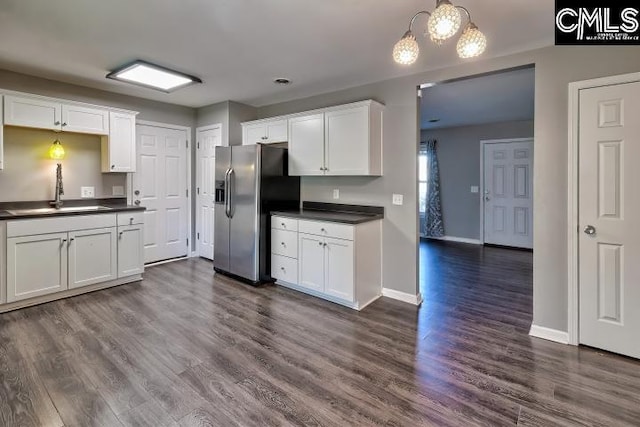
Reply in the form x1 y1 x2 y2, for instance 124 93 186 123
68 227 117 289
287 101 383 177
288 113 325 176
6 232 69 302
242 119 288 145
298 233 325 292
117 224 144 277
271 214 382 310
61 104 109 135
324 237 354 301
102 111 137 172
4 95 62 131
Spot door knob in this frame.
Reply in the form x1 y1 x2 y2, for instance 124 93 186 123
485 196 490 201
134 200 141 206
583 225 596 236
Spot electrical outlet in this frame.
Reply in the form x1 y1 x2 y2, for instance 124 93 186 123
112 186 125 196
470 186 479 194
392 194 404 205
81 186 95 198
333 189 340 199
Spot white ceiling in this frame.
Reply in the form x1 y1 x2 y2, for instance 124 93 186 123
0 0 554 108
420 67 535 130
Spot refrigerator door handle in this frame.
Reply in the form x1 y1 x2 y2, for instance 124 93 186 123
228 168 236 218
224 168 231 218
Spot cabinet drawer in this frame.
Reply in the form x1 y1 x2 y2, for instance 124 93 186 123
298 220 354 241
271 229 298 258
117 211 144 226
272 216 298 232
271 254 298 284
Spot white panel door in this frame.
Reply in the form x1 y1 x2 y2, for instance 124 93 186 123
6 232 68 302
325 106 369 175
579 81 640 359
134 124 189 263
4 95 61 131
68 227 117 289
118 224 145 277
298 233 325 292
288 114 325 176
61 104 109 135
483 140 533 249
324 237 354 302
196 125 223 260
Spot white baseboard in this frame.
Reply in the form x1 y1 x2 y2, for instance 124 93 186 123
424 235 482 245
529 324 569 344
382 288 423 306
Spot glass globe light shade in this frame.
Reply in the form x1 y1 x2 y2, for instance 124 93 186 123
427 0 462 44
456 23 487 58
393 31 419 65
49 140 65 160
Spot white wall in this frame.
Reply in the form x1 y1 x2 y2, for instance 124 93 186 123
421 120 534 240
258 45 640 331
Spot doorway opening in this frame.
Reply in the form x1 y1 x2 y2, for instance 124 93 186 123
417 66 535 330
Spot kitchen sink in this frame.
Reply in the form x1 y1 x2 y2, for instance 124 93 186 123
6 206 113 215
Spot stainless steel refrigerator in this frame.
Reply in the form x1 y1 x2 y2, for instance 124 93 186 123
213 145 300 284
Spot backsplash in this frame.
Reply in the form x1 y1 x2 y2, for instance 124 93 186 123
0 127 126 202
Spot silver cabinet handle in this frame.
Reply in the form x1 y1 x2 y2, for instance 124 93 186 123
119 231 124 238
134 200 141 206
62 122 67 127
280 267 285 271
320 228 326 232
111 165 115 169
318 242 323 246
281 222 286 228
281 242 286 246
584 225 596 236
54 121 61 126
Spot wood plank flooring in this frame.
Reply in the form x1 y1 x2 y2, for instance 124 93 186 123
0 240 639 426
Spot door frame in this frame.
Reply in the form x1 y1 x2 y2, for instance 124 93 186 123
133 120 193 259
195 123 224 259
567 71 640 346
479 137 534 245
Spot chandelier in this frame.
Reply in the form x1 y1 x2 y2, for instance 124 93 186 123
393 0 487 65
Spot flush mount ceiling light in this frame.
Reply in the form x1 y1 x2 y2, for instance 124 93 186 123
106 60 202 92
393 0 486 65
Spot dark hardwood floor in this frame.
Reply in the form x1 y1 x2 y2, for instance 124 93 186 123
1 241 639 426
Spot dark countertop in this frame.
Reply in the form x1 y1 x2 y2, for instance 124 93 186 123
0 198 145 220
272 202 384 225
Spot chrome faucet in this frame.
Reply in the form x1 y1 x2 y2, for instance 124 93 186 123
50 163 64 209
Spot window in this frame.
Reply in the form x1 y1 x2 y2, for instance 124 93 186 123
419 153 428 213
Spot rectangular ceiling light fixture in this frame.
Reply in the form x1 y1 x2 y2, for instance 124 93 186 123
106 60 202 92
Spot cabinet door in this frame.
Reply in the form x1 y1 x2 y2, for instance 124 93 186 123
288 113 325 176
118 224 145 277
298 233 325 292
0 95 4 170
324 237 355 302
6 232 68 302
266 119 288 143
4 95 62 131
243 123 267 145
325 106 369 175
62 104 109 135
104 111 136 172
68 228 117 289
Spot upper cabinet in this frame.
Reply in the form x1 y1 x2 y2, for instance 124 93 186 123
61 104 109 135
102 112 137 173
4 95 62 131
242 118 288 145
289 100 384 177
1 91 138 173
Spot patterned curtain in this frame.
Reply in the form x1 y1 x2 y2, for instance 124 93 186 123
423 139 444 237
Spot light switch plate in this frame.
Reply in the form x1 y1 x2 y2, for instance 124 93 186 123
81 186 95 198
112 186 125 196
470 186 479 194
392 194 404 205
333 189 340 199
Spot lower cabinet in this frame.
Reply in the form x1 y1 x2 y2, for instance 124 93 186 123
118 224 144 277
271 215 381 310
3 213 145 305
69 227 117 289
7 232 69 302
